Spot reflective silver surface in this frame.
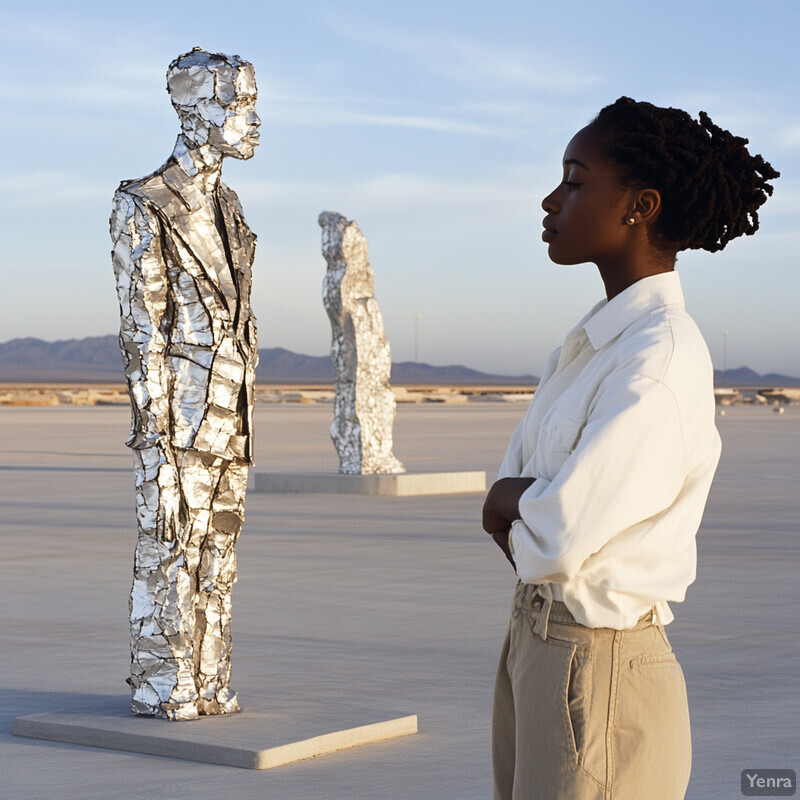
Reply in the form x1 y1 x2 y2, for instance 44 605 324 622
319 212 404 475
111 48 259 720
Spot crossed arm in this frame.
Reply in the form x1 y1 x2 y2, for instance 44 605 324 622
482 477 536 568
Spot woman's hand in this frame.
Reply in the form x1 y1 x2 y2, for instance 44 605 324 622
490 530 516 569
482 477 535 569
482 477 535 533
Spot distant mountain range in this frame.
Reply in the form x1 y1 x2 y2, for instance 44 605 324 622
0 336 538 385
1 336 798 387
713 366 800 388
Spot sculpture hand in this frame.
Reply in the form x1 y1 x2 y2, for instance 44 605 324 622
127 407 165 449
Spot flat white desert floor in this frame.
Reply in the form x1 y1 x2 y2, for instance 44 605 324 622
0 403 797 800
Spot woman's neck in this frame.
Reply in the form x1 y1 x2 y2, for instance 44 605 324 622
596 241 676 300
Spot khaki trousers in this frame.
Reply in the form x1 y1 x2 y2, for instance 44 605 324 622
493 583 691 800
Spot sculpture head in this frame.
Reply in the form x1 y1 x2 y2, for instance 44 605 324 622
167 47 260 160
319 211 350 265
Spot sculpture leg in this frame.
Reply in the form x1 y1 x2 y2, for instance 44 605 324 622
128 447 246 719
192 457 248 715
129 444 200 720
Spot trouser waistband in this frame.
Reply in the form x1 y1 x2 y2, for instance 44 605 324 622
515 582 655 641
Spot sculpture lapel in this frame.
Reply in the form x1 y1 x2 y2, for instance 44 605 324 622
159 163 239 316
217 184 256 283
217 182 257 324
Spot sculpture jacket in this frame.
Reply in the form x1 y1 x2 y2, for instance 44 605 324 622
110 157 258 464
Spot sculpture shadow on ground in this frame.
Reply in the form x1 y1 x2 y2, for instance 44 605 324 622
1 689 129 732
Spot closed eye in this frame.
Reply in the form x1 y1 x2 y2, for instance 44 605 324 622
563 181 582 190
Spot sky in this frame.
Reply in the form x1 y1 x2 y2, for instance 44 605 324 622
1 0 799 378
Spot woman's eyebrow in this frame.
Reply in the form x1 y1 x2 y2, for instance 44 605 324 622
564 158 589 169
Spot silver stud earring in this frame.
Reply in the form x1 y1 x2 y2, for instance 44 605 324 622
626 217 636 225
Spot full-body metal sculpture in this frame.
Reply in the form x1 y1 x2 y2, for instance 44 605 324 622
319 211 404 475
110 48 260 720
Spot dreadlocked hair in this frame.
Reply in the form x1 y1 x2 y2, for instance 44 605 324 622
590 97 779 253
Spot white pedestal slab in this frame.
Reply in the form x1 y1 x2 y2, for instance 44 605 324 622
254 471 486 496
13 700 418 770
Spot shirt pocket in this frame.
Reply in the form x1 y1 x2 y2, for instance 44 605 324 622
532 409 585 481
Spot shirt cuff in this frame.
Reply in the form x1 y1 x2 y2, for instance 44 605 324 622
509 519 530 559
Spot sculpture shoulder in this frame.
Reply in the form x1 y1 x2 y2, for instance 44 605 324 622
115 172 168 207
114 157 186 212
110 175 163 239
110 166 173 244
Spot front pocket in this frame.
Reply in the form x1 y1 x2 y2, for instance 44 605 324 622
566 642 593 763
544 634 607 789
546 637 593 763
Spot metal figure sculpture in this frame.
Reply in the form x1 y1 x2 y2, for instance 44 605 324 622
110 47 260 720
319 211 404 475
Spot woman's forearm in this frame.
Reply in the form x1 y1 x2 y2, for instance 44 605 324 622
482 477 536 533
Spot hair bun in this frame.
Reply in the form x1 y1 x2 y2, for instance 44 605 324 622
592 98 779 253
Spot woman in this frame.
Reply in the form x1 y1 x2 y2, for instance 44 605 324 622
482 97 778 799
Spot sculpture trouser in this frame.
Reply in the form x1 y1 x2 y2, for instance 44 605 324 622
493 582 691 800
129 444 248 720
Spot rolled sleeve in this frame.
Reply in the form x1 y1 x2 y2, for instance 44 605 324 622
511 374 686 585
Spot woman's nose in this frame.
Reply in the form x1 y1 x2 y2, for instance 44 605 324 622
541 189 558 213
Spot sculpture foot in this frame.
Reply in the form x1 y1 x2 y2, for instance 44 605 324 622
197 685 240 716
131 698 200 721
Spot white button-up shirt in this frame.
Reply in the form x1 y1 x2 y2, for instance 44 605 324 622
499 271 721 629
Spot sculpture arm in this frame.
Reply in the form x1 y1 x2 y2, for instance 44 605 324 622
111 190 171 449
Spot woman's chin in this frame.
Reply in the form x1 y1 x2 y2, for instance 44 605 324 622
546 250 574 266
546 247 589 267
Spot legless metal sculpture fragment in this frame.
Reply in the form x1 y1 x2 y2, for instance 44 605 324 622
110 47 259 720
319 212 404 475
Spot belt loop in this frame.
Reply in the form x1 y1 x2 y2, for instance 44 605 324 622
532 585 553 641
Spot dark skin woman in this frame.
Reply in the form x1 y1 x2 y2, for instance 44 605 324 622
484 122 675 558
484 97 778 799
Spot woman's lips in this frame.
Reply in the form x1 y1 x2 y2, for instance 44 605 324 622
542 228 557 242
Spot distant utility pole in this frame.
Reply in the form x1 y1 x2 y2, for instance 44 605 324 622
413 314 420 385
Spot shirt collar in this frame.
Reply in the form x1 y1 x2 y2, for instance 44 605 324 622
581 271 685 350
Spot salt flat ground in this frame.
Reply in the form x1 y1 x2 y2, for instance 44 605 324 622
0 403 797 800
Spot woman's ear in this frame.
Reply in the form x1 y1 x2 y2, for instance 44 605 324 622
627 188 662 226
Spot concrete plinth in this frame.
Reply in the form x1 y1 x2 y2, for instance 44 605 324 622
254 471 486 496
13 701 417 770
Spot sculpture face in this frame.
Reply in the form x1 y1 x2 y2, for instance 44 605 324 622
206 91 260 160
168 54 260 159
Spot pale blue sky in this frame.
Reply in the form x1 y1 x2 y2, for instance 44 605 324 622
1 0 798 376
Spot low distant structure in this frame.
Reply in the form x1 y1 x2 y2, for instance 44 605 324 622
714 387 800 406
714 388 741 406
760 388 800 405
